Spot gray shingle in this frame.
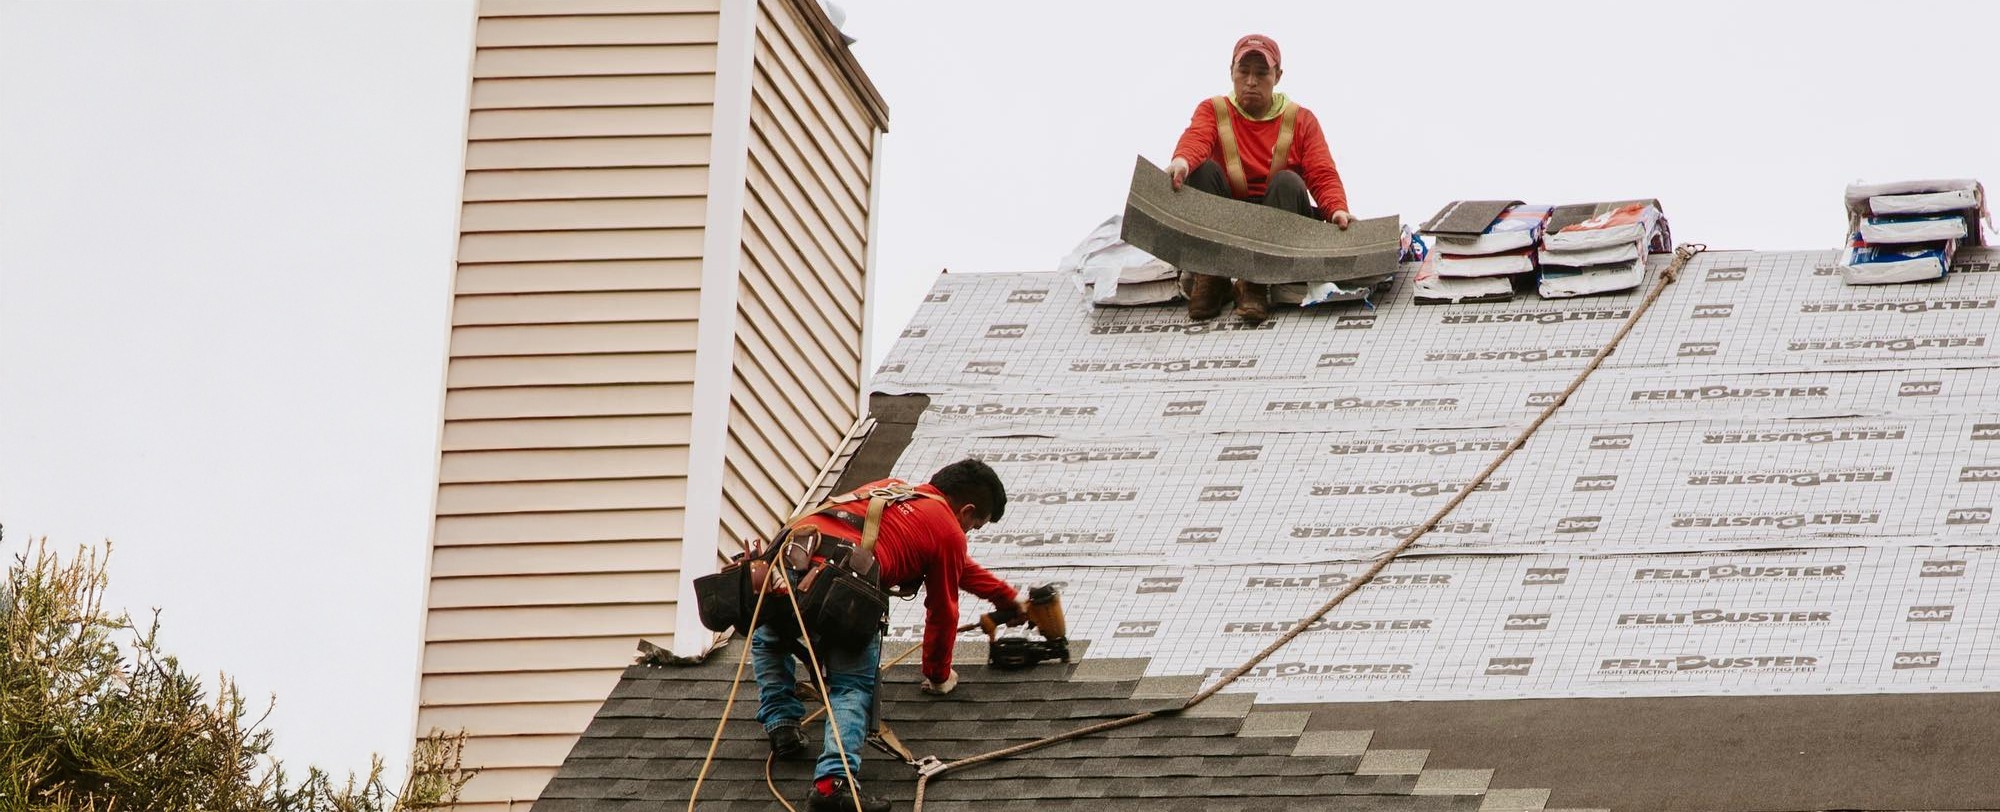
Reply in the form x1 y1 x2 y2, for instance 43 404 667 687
1120 156 1402 284
1236 710 1312 738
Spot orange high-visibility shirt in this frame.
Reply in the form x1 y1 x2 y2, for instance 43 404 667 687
1172 97 1350 218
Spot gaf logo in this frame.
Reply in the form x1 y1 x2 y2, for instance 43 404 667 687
1893 651 1941 670
1177 527 1222 544
1973 423 2000 441
1678 342 1721 357
1947 508 1993 525
1590 434 1634 451
1216 445 1263 462
924 291 952 303
1317 352 1360 368
1907 605 1955 622
1574 475 1619 492
1135 577 1183 595
876 362 907 375
1486 657 1535 676
1526 392 1561 407
1162 400 1208 417
1007 289 1049 304
1115 620 1161 639
963 361 1006 375
1921 560 1967 577
1523 568 1569 586
1199 485 1243 502
1556 516 1601 533
901 326 929 339
984 323 1028 339
1504 613 1551 631
1899 381 1943 397
1336 314 1377 330
1960 466 2000 483
1692 304 1735 319
1707 267 1748 282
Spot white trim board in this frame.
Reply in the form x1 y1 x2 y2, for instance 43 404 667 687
408 2 483 750
673 0 757 652
859 126 885 410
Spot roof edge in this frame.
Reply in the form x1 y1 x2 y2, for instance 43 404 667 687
779 0 891 133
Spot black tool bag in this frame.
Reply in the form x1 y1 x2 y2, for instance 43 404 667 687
691 564 745 634
692 544 771 638
796 558 888 650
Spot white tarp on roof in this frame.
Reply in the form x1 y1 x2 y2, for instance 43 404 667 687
880 247 2000 701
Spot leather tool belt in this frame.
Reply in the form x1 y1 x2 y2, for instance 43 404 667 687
693 483 942 650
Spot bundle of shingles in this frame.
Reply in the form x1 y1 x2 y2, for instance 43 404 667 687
1414 198 1671 302
1413 200 1551 303
1536 199 1671 298
1839 179 1990 285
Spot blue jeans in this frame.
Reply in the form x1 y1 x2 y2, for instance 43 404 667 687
752 621 882 781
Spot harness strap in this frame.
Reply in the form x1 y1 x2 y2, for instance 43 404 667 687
1213 96 1299 197
1211 96 1250 198
1269 103 1300 177
804 481 948 553
860 494 891 551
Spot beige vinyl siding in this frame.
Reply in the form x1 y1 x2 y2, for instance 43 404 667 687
420 1 720 808
712 0 875 560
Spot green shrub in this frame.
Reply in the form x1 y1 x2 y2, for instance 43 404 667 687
0 538 474 811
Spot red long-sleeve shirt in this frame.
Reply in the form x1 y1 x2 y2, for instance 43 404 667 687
794 479 1017 684
1172 97 1350 218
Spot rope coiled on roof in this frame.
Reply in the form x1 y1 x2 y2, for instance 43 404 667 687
907 243 1707 811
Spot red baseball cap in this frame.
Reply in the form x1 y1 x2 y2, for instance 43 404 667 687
1232 34 1281 70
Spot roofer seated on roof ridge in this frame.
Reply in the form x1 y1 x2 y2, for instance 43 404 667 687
753 459 1025 812
1169 33 1354 324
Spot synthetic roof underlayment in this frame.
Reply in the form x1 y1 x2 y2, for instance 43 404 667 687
543 247 2000 812
875 249 2000 703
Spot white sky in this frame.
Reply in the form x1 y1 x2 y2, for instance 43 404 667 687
3 0 1996 781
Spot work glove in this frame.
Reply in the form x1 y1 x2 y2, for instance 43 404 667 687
920 669 959 696
1168 157 1191 190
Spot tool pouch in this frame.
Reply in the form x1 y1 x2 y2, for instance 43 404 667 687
788 529 887 650
692 537 781 637
692 560 753 636
797 561 889 650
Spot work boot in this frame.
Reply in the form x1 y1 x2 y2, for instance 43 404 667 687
1185 272 1229 321
1233 280 1271 324
767 723 807 760
807 777 891 812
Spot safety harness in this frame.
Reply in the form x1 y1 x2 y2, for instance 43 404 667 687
1210 95 1299 199
695 481 947 649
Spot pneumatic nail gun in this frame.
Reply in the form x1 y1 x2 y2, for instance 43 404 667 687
976 584 1069 670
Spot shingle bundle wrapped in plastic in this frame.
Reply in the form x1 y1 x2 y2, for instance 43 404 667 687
1413 201 1554 303
1537 201 1671 299
1839 179 1989 285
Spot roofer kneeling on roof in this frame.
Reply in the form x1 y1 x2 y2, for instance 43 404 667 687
1169 33 1353 324
753 459 1023 812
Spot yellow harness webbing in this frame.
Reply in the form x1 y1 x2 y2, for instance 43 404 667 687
1211 95 1300 199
